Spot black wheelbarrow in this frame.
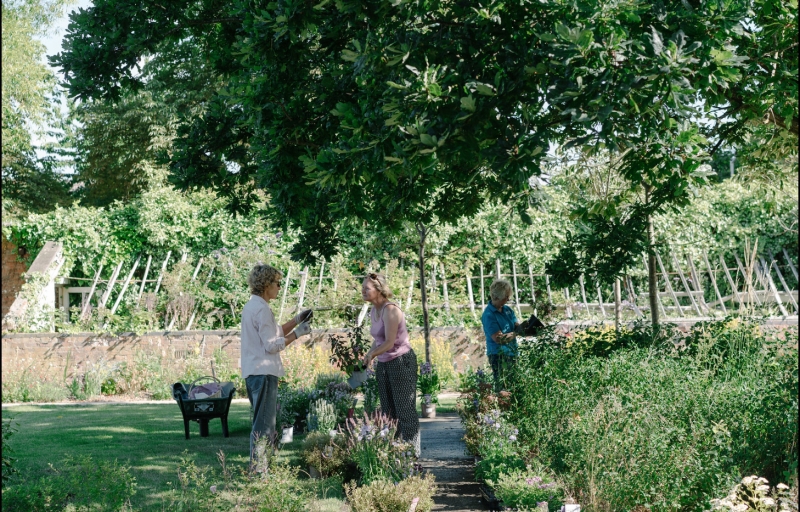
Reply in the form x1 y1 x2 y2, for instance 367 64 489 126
172 376 236 439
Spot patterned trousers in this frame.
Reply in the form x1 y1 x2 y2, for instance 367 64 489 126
375 349 420 456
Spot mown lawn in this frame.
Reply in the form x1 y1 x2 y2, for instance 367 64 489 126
2 393 459 510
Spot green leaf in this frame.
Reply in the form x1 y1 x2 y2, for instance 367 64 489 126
460 95 476 112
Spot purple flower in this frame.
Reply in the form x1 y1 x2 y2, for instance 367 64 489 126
476 369 485 377
420 362 433 375
276 232 283 238
509 435 517 441
525 476 543 486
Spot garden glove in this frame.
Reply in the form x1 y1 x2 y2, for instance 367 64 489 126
294 321 312 338
294 309 313 324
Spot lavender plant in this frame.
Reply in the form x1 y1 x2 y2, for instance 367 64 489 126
344 412 422 485
417 362 440 405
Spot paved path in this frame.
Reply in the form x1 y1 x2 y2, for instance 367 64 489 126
420 413 484 511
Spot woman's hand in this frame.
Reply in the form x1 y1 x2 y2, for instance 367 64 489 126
363 352 373 370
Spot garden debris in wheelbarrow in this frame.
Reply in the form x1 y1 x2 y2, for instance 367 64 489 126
172 376 236 439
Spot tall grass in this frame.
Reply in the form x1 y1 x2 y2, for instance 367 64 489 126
507 319 798 511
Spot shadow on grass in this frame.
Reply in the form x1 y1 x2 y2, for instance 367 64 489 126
3 402 272 510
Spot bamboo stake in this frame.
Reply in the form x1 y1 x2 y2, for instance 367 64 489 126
596 280 607 319
99 261 124 309
686 255 710 314
278 268 292 322
511 260 521 317
480 264 486 309
578 274 589 319
734 253 761 306
495 259 501 280
465 264 476 319
623 276 643 318
153 251 172 296
136 255 152 302
564 288 573 319
614 279 620 329
296 266 310 313
671 252 702 316
655 253 684 317
759 257 789 317
782 248 798 281
528 264 537 315
441 264 450 313
545 275 553 305
111 255 141 314
702 252 727 315
81 264 103 320
720 255 743 310
406 272 414 311
769 251 798 313
316 261 325 302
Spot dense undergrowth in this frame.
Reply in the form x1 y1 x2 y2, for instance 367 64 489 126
496 318 798 510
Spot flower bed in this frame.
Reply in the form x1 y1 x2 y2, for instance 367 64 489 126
458 319 798 511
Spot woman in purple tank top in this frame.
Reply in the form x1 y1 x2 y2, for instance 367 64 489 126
362 273 420 456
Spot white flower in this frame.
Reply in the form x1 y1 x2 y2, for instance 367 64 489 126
761 498 776 507
210 485 217 494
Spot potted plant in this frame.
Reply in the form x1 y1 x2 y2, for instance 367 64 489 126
417 362 440 418
330 307 371 389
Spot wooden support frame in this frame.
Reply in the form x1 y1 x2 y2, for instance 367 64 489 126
734 253 762 306
99 261 124 309
670 252 702 316
769 251 798 313
655 253 684 317
441 264 450 313
702 251 727 315
686 255 710 314
782 248 798 281
578 274 589 319
480 264 486 310
759 257 789 317
596 279 607 319
81 264 103 320
153 251 172 296
111 255 141 315
137 255 152 302
278 268 292 322
511 260 521 317
528 264 537 315
465 265 476 319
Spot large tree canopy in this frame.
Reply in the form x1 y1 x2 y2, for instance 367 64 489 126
52 0 797 267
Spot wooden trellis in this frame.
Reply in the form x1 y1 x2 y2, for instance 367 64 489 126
56 246 799 330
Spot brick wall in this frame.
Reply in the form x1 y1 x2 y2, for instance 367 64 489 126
2 236 29 318
0 327 489 382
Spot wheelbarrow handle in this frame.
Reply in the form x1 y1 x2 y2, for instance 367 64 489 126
188 375 221 395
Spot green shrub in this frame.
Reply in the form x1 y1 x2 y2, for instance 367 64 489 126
344 473 437 512
2 415 18 483
489 464 564 511
1 455 136 512
171 456 309 512
302 431 348 477
506 319 798 511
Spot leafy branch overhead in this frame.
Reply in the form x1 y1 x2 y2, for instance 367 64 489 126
52 0 798 269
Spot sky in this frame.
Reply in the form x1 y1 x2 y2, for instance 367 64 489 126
40 0 92 70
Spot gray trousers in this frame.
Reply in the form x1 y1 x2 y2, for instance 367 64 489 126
376 350 420 456
245 374 279 468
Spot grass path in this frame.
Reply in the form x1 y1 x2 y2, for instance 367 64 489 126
2 394 461 510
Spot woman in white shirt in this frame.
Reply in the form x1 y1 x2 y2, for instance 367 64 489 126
241 264 312 470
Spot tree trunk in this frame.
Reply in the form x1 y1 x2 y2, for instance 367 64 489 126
416 223 432 364
645 186 659 328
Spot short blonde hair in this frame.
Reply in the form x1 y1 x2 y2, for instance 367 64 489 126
248 264 282 295
489 279 512 301
364 272 394 299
